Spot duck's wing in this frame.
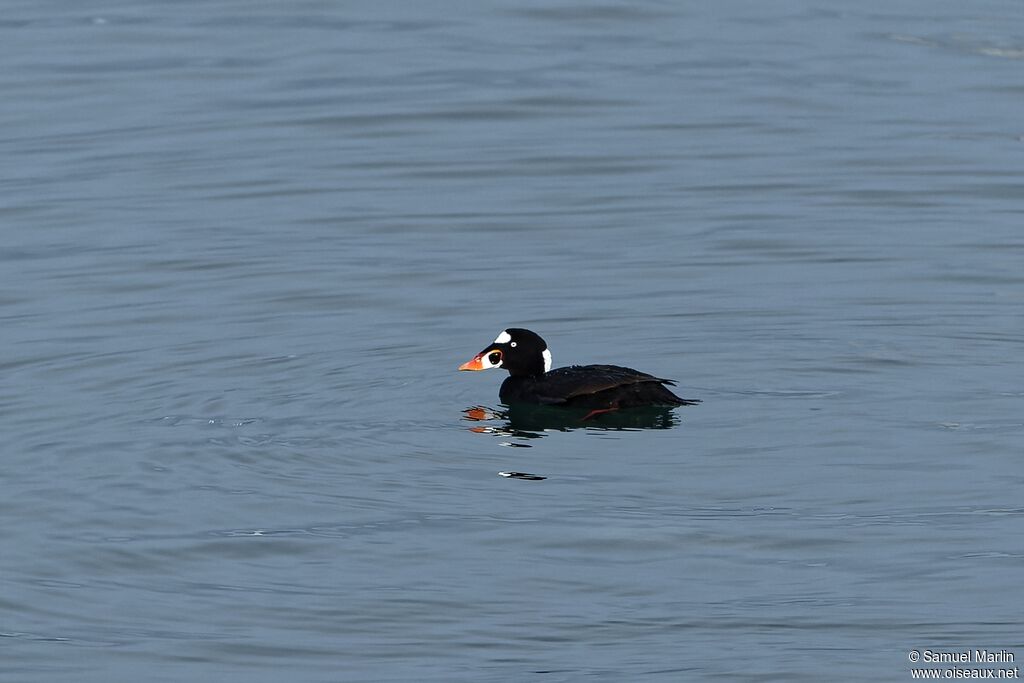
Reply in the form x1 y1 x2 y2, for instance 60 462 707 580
534 364 674 403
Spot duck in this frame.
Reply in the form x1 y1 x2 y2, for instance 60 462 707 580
458 328 700 417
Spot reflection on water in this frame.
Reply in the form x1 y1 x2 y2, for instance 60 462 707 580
498 471 547 481
462 403 681 443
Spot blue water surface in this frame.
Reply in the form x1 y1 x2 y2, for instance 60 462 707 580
3 2 1022 681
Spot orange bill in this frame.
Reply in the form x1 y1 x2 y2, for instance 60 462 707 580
459 353 485 371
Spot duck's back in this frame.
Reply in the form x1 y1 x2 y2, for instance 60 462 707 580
499 364 699 409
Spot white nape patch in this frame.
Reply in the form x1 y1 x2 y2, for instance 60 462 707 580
542 348 552 373
493 330 512 345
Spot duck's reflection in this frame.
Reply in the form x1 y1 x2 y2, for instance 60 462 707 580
462 403 680 441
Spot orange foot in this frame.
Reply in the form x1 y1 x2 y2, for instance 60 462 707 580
582 406 619 421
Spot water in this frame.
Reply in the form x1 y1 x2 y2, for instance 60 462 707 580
3 2 1023 681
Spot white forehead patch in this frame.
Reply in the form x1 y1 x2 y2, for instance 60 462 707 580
542 348 552 373
493 330 512 345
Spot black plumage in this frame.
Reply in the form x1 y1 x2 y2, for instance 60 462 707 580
459 328 700 412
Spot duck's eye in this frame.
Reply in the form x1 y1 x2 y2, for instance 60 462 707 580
488 351 502 365
510 341 517 347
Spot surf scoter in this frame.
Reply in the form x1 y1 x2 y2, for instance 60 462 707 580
458 328 700 416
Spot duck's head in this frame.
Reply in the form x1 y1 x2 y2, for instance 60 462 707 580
458 328 552 377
